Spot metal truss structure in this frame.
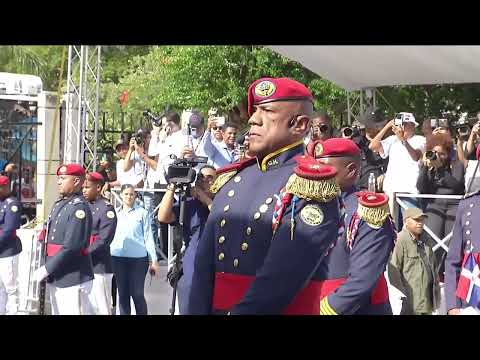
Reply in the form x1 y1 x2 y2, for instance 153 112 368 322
63 46 101 171
346 88 377 125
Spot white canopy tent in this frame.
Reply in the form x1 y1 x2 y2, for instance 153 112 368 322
268 46 480 91
268 46 480 123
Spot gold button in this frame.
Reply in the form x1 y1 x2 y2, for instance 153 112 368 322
224 205 230 212
466 221 470 226
220 219 226 227
228 190 235 197
467 212 472 216
254 212 261 220
218 253 225 261
470 203 474 208
259 204 269 213
233 259 239 267
246 227 252 236
218 236 225 244
265 197 273 205
241 243 248 251
466 230 471 235
234 176 241 183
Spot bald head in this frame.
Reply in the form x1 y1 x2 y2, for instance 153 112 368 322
316 155 360 190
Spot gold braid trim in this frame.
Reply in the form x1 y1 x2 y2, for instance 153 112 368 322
357 202 390 228
319 297 338 315
210 170 237 194
285 174 340 203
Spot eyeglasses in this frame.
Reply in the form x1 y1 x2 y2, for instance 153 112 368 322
212 127 222 131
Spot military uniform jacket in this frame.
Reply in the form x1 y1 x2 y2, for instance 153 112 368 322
317 187 395 315
0 197 22 258
87 197 117 274
45 193 94 288
445 192 480 311
188 142 341 315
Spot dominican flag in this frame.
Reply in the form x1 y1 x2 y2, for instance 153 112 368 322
456 252 480 307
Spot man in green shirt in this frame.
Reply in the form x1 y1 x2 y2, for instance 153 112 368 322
388 207 441 315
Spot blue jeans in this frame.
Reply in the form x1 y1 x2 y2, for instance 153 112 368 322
111 256 149 315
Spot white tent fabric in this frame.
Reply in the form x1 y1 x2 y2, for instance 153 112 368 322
269 46 480 91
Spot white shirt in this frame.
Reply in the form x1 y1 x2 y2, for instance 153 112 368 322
381 134 426 194
116 152 145 186
465 160 480 193
149 130 185 185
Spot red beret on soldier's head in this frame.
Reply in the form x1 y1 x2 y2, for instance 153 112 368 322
307 139 360 159
0 175 9 186
56 163 86 177
86 172 104 183
247 77 314 116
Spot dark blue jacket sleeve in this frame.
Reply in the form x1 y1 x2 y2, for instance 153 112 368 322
0 200 21 247
88 204 117 254
46 203 92 275
445 200 465 311
230 199 339 315
327 219 395 314
188 216 216 314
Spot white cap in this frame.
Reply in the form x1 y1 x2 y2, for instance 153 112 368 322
400 112 418 127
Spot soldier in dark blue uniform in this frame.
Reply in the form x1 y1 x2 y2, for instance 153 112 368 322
83 172 117 315
33 163 94 315
0 175 22 315
188 77 342 315
308 138 396 315
445 189 480 315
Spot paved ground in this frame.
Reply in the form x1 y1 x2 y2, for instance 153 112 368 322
144 265 174 315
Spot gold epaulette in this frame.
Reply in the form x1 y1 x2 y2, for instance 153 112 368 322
285 173 340 203
356 192 390 229
210 170 238 194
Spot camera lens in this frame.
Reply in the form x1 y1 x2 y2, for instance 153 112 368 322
425 151 437 161
320 124 329 133
343 127 353 137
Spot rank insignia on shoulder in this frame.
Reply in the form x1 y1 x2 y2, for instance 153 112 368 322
106 210 116 219
286 155 339 202
210 157 256 194
300 204 324 226
75 209 86 219
10 205 18 213
357 192 390 229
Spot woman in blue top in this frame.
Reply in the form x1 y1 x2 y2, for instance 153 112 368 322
110 184 160 315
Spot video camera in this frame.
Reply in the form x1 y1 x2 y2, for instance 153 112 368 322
133 128 147 147
451 112 479 138
143 109 164 128
167 155 208 185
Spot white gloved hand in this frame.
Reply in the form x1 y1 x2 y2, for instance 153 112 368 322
33 266 49 282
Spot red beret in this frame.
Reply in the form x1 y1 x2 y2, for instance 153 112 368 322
357 191 389 207
307 139 360 159
86 172 104 182
476 144 480 161
247 77 314 116
56 163 86 176
293 155 337 180
0 175 9 186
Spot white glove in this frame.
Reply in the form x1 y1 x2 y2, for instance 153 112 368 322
459 306 480 315
33 266 49 282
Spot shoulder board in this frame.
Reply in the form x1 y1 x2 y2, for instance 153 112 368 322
356 192 390 229
216 157 256 175
285 174 339 203
211 157 256 194
463 190 480 199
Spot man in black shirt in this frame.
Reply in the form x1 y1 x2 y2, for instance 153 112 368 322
351 107 389 191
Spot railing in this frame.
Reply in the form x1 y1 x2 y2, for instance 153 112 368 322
393 193 464 253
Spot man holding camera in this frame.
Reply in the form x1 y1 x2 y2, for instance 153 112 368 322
309 111 334 142
189 77 341 315
369 112 426 215
157 165 217 314
350 107 389 192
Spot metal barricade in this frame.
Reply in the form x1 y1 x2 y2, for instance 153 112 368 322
393 193 463 253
